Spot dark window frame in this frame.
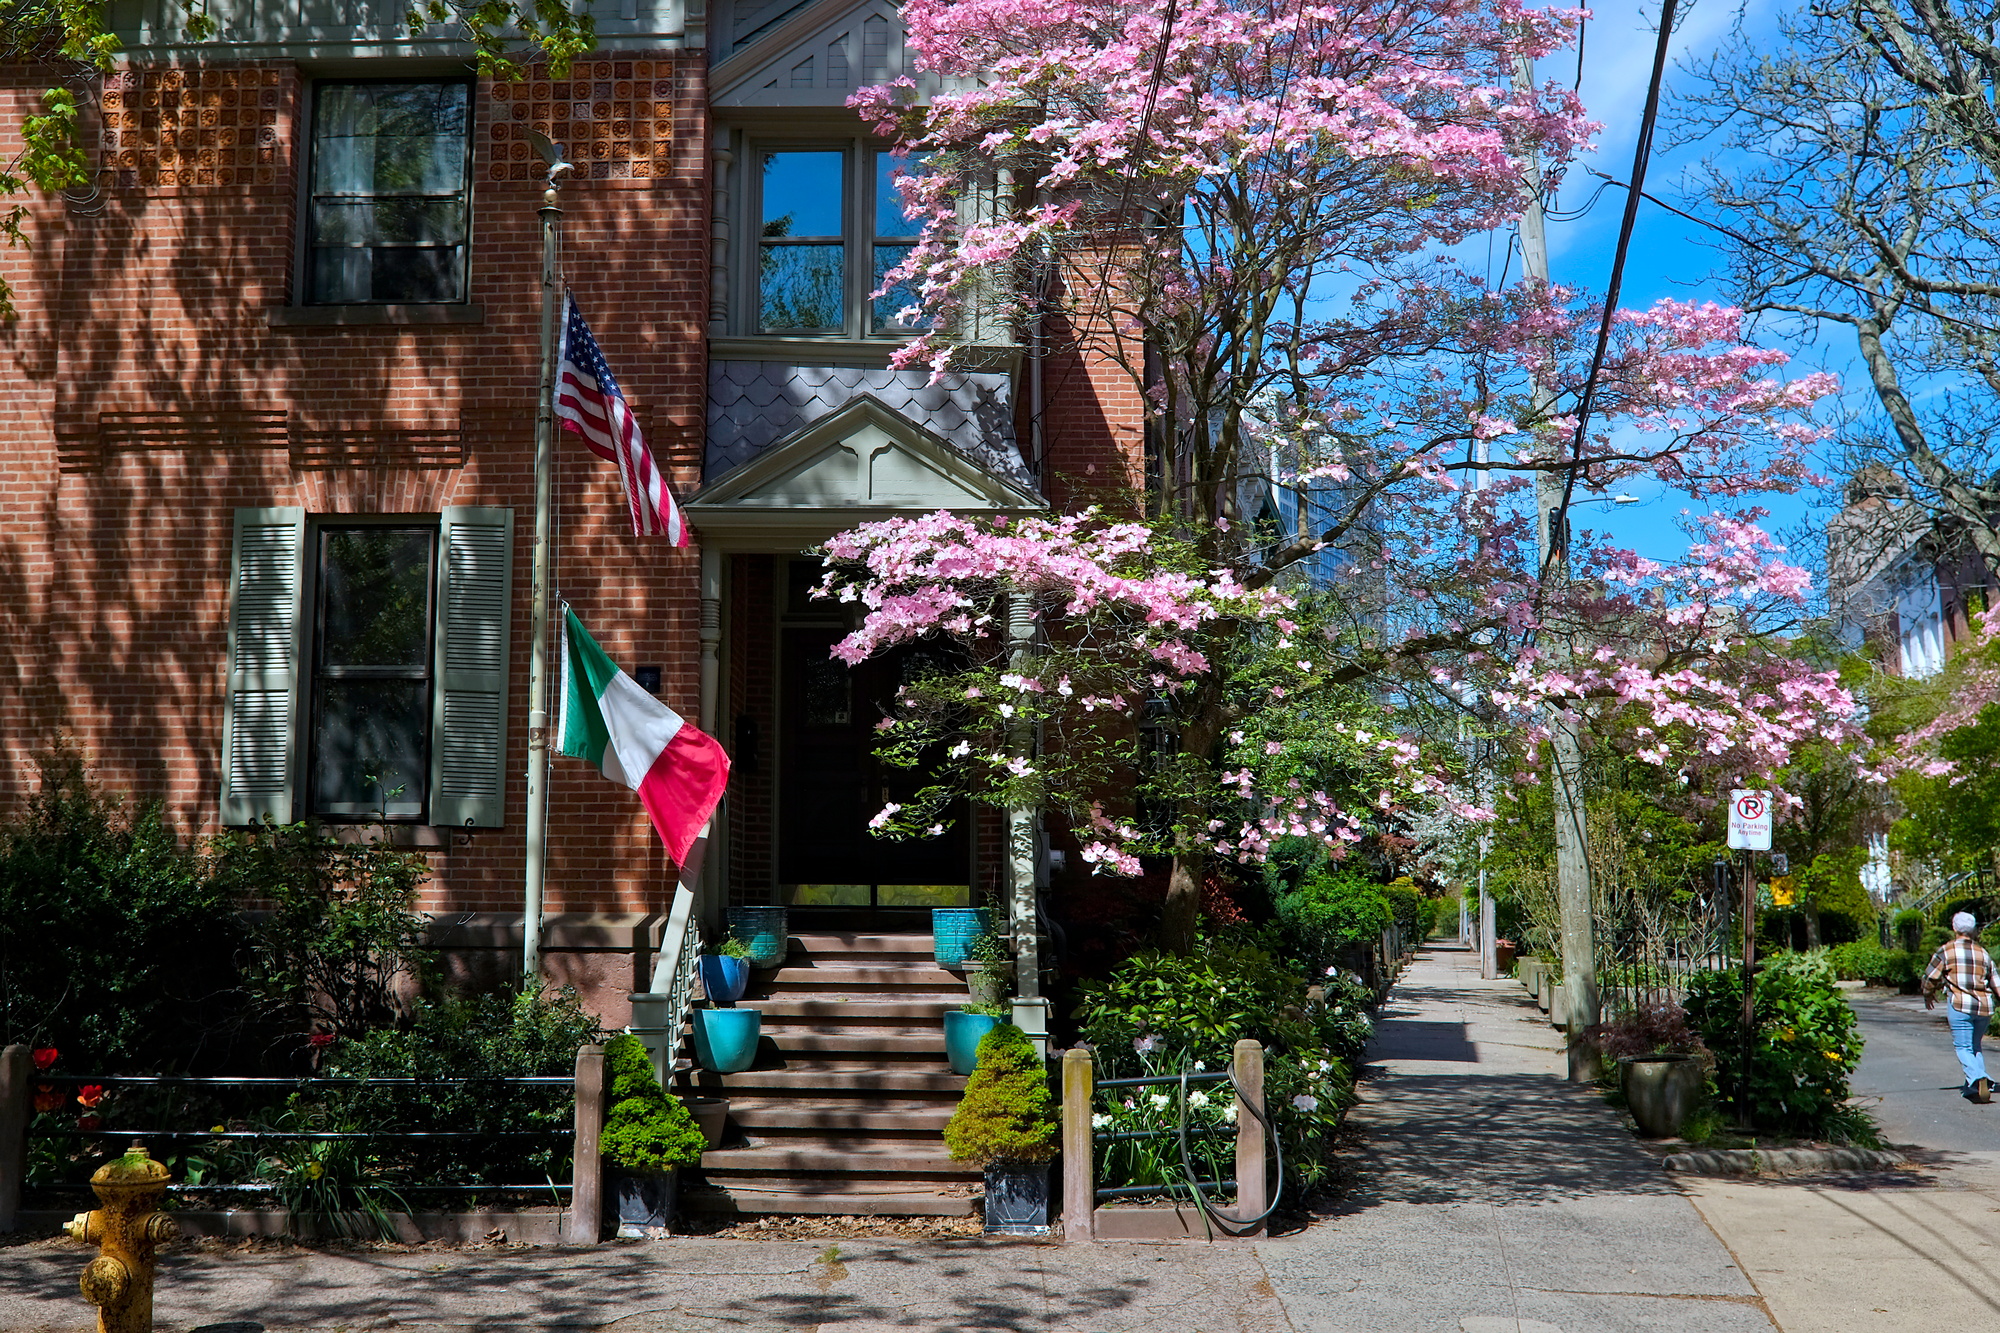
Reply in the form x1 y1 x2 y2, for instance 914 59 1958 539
751 140 926 339
303 76 476 307
304 520 439 823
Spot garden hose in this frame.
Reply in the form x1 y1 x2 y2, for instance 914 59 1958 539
1174 1069 1285 1237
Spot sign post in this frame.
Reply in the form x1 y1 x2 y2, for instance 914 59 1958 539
1727 790 1773 1129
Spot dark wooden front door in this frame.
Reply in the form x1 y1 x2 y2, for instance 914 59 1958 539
777 627 970 908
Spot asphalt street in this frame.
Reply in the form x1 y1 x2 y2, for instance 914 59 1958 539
1846 986 2000 1151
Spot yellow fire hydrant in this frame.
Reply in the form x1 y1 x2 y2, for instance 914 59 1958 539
64 1143 178 1333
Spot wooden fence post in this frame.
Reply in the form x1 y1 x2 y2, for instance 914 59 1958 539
0 1044 29 1233
564 1043 605 1245
1232 1038 1266 1239
1062 1047 1094 1243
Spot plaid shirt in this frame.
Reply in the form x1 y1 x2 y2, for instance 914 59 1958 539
1924 936 2000 1017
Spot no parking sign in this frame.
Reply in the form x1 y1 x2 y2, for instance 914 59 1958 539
1727 789 1773 851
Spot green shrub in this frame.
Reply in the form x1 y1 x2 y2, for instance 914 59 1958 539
318 982 603 1190
0 749 255 1072
211 820 433 1043
1683 952 1873 1142
944 1023 1057 1167
1892 908 1925 952
1823 942 1918 987
1921 925 1955 962
1383 878 1423 938
1074 932 1368 1195
600 1035 705 1173
1275 863 1391 970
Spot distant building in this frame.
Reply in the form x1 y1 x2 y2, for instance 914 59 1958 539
1827 465 1994 678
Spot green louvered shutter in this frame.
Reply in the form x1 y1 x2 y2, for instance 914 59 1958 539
429 506 514 828
220 507 307 825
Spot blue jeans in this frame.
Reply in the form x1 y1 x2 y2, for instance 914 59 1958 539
1948 1002 1990 1088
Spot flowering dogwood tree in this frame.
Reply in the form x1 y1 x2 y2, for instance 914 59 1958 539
820 0 1860 951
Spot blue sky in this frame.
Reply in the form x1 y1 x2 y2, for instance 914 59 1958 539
1528 0 1834 573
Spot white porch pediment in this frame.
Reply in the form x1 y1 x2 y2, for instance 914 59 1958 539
710 0 939 107
689 394 1042 539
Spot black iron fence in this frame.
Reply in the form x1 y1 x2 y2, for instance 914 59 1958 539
1594 906 1735 1022
22 1071 578 1205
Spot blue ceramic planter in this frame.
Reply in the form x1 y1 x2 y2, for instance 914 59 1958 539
932 908 993 969
726 908 790 968
693 1007 761 1074
944 1009 1000 1076
699 954 749 1005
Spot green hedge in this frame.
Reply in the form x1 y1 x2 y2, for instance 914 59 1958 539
1822 942 1919 987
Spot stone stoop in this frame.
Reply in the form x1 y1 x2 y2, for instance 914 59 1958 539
679 930 981 1217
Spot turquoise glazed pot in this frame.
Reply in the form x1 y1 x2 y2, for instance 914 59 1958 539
693 1007 762 1074
726 908 789 968
944 1009 1001 1076
932 908 993 969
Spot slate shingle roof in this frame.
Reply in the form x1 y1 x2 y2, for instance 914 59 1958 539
707 359 1027 485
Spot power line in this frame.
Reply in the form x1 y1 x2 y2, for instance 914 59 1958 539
1543 0 1682 584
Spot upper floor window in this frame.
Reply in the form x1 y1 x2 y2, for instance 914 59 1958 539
308 79 473 305
757 146 924 337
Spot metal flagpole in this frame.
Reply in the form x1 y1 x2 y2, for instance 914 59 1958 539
524 136 574 981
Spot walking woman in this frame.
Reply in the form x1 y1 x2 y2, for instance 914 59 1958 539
1922 912 2000 1103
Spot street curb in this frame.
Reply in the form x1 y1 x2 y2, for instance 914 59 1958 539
1661 1146 1907 1177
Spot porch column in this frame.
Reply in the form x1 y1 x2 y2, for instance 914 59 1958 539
1006 593 1049 1057
698 544 725 936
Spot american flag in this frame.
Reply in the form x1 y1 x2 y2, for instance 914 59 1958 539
555 294 687 545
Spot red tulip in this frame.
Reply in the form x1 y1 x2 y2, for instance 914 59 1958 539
32 1085 60 1113
76 1084 104 1109
31 1048 57 1071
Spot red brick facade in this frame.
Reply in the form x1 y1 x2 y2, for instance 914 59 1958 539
0 54 710 934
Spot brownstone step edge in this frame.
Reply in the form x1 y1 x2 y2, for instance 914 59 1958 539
681 928 978 1218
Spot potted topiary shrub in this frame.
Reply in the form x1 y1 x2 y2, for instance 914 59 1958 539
963 929 1012 1008
699 934 752 1006
601 1034 708 1237
944 1022 1058 1234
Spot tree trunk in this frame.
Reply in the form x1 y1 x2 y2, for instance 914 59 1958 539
1803 904 1822 951
1161 852 1203 955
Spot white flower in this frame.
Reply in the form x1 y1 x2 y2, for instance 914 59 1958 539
1133 1034 1161 1055
1292 1093 1320 1113
1318 1059 1333 1072
1150 1093 1171 1111
1188 1090 1210 1109
1091 1113 1111 1130
1223 1103 1238 1123
1324 966 1340 978
1193 1060 1208 1072
948 741 971 759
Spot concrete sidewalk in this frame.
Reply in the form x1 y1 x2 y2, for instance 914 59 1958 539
0 945 1777 1333
1254 944 1774 1333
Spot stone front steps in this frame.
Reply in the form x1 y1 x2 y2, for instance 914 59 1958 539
679 929 980 1217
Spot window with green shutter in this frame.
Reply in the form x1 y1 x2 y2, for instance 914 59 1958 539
222 507 514 828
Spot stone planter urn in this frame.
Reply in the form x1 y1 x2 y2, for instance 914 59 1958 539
1494 941 1516 974
1620 1054 1706 1138
1548 983 1568 1029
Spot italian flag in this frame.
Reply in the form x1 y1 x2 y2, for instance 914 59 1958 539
557 608 729 865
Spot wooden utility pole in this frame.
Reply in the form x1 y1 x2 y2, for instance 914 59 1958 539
1512 53 1598 1078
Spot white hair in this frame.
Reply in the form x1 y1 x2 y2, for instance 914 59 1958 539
1954 911 1979 934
